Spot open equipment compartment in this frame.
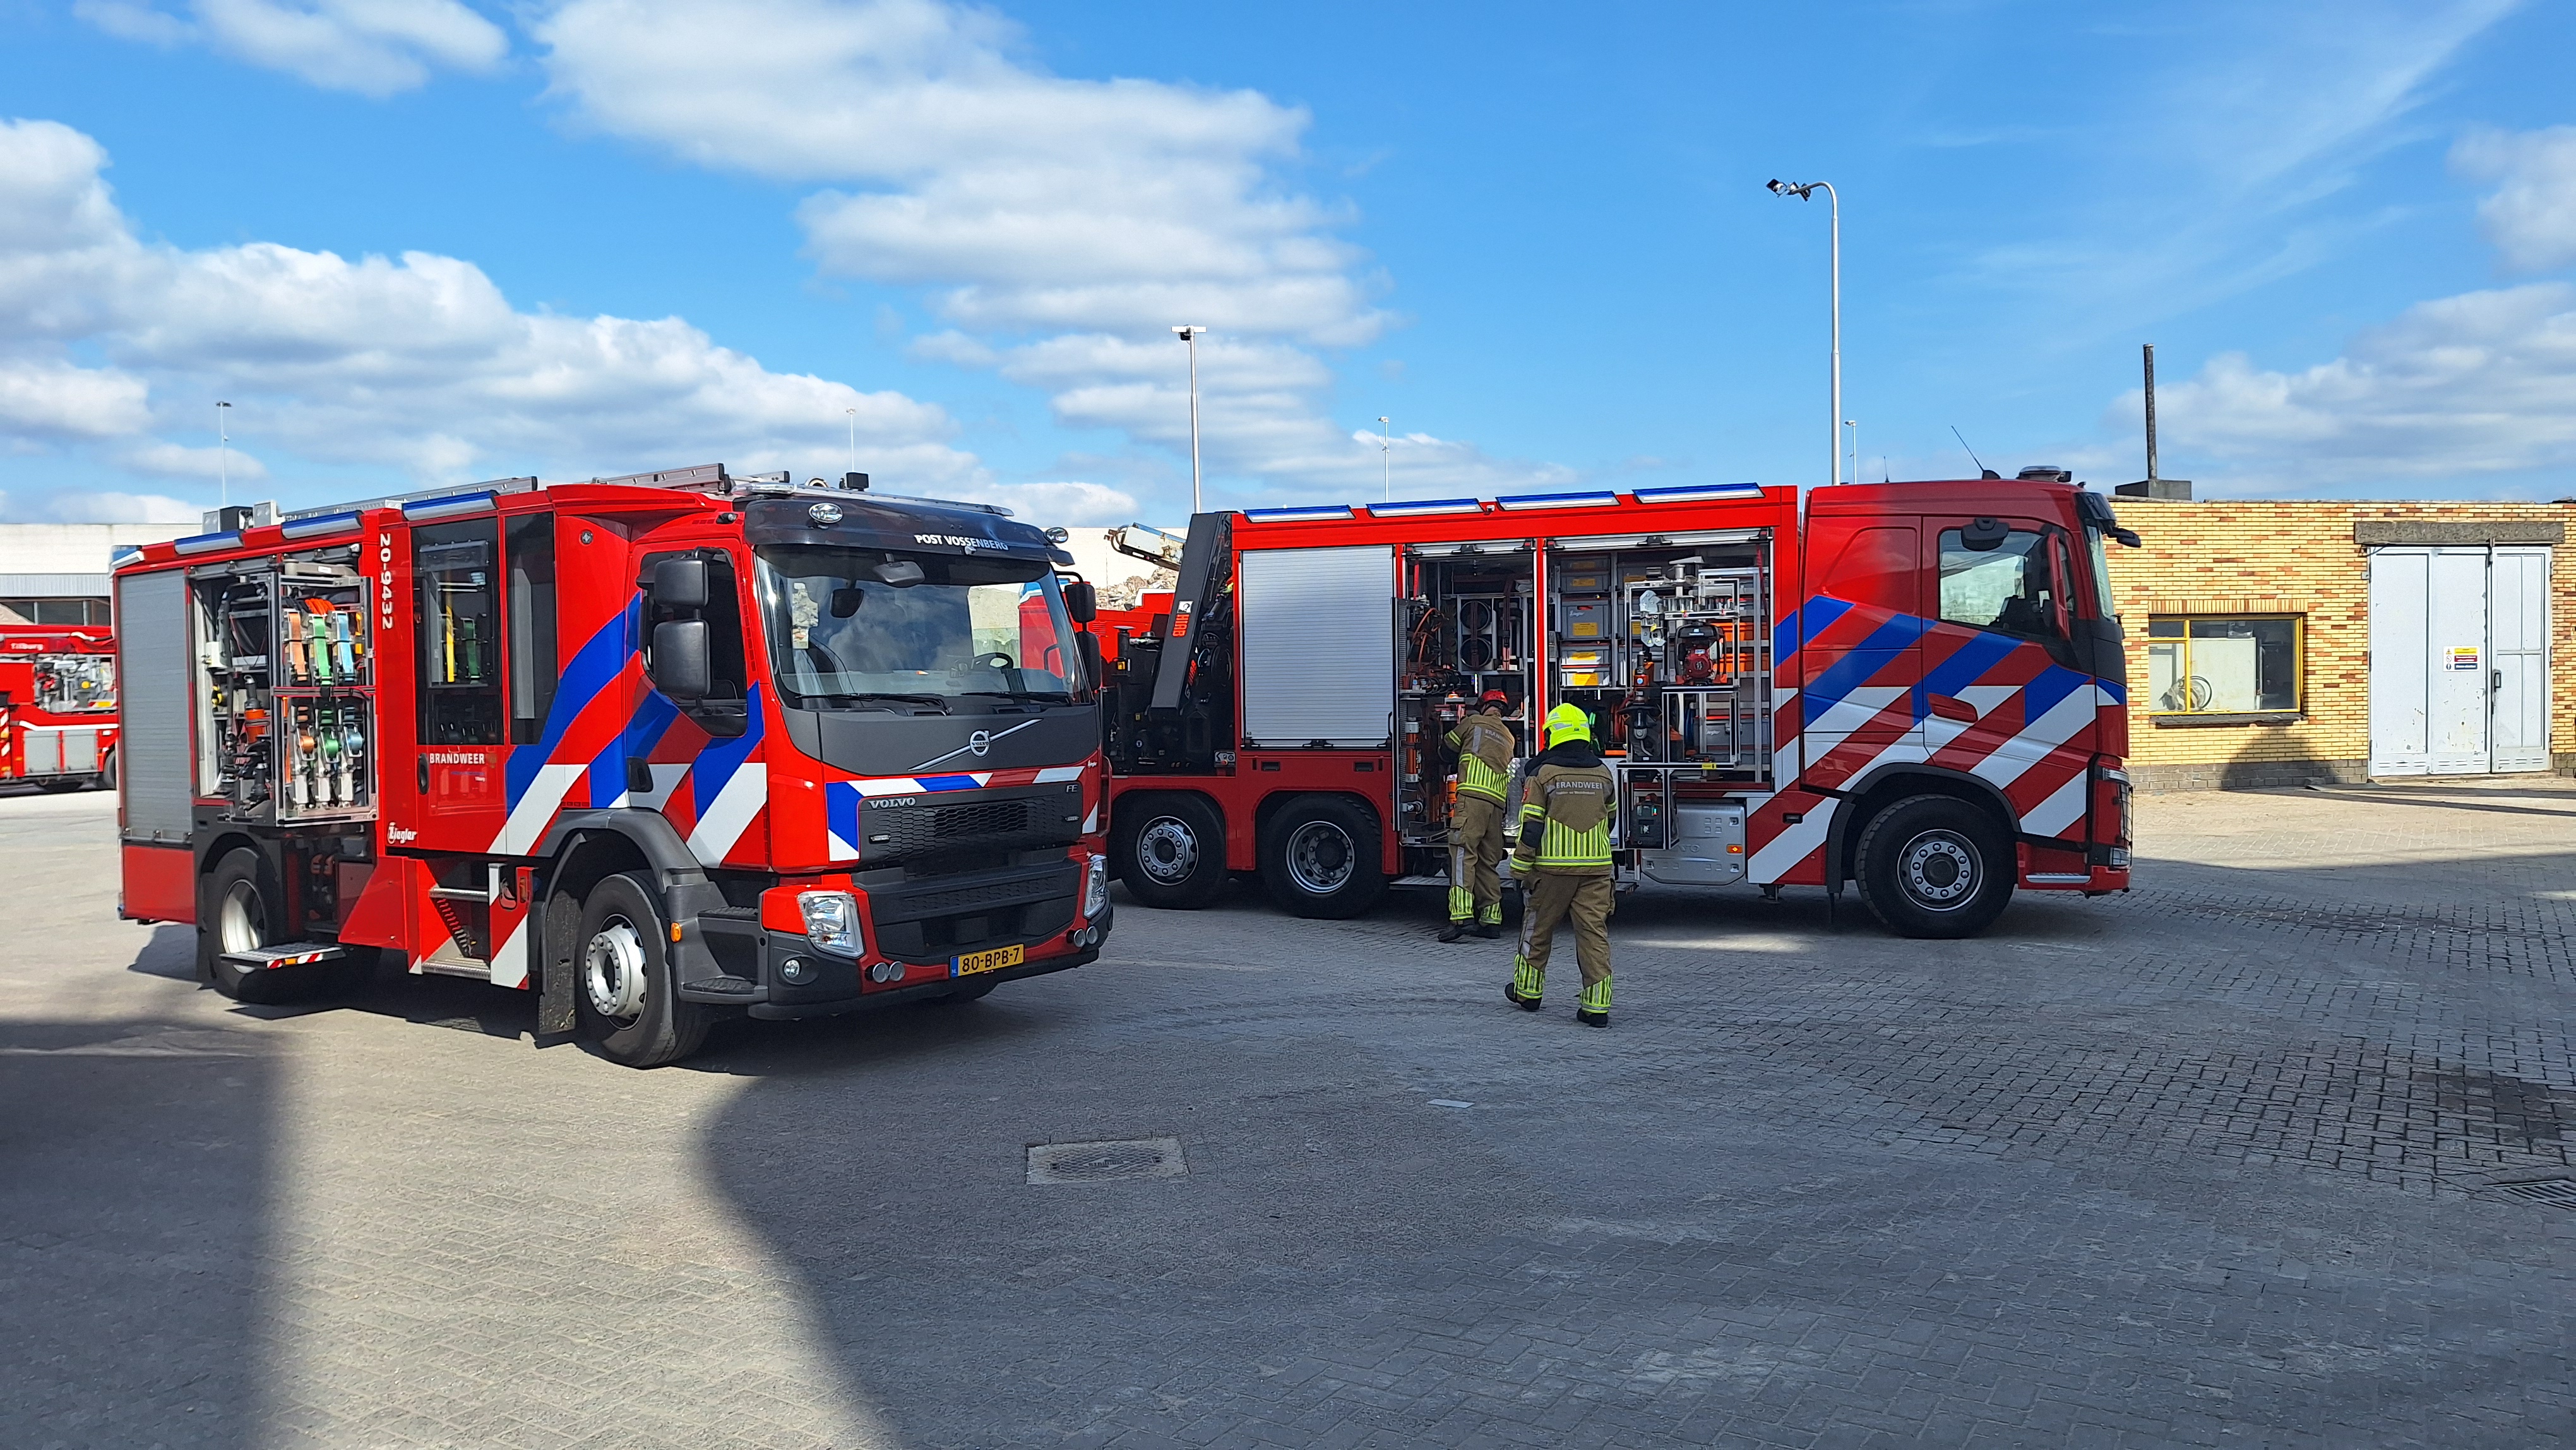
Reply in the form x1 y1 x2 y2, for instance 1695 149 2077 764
191 544 377 825
1393 541 1538 853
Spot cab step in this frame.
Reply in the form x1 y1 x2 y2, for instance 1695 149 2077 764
219 942 349 973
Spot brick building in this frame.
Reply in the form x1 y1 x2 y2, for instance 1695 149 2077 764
2105 496 2573 791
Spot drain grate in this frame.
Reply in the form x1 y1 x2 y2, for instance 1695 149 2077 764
2490 1177 2576 1209
1027 1137 1187 1185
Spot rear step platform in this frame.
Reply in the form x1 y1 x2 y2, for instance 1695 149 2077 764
220 942 349 972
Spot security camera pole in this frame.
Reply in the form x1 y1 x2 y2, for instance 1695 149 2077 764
1766 179 1840 490
1172 325 1206 513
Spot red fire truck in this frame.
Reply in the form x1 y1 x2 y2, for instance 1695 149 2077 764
1094 472 2138 937
1 625 119 792
114 465 1112 1066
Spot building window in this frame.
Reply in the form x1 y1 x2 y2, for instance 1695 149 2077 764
0 597 111 626
2145 616 2301 717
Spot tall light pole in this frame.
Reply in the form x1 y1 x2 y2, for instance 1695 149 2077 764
1767 179 1840 489
1844 418 1857 491
216 400 232 510
1172 325 1205 513
845 406 857 477
1377 415 1391 500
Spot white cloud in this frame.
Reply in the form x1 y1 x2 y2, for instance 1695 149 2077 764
116 441 269 482
45 489 205 524
2454 126 2576 273
0 117 983 516
534 0 1572 506
0 359 150 438
2135 283 2576 486
74 0 508 97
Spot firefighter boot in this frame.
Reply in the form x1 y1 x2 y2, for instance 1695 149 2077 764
1576 974 1612 1028
1505 955 1544 1012
1439 920 1471 943
1476 901 1502 938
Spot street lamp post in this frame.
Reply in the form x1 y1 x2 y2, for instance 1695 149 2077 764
1172 326 1206 513
1377 415 1391 500
217 400 232 509
1766 179 1840 490
1844 418 1857 490
845 406 857 477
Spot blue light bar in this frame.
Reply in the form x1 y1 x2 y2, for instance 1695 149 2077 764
280 510 362 541
1241 503 1356 522
1366 496 1482 518
172 530 242 556
400 490 495 521
1493 489 1620 512
1631 482 1768 505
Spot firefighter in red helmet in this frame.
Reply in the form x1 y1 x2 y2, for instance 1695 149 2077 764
1438 688 1517 942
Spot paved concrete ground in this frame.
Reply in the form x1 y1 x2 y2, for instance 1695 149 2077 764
3 779 2571 1449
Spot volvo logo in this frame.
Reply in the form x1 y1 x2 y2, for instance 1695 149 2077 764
910 716 1042 772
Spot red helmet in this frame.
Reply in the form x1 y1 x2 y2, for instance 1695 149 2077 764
1479 689 1510 707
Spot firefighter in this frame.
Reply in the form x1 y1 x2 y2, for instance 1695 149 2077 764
1505 702 1615 1027
1438 688 1517 942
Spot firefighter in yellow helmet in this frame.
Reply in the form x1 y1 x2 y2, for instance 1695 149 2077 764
1505 702 1616 1026
1438 688 1517 942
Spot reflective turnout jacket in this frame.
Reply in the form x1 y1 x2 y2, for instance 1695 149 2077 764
1445 712 1515 805
1512 741 1614 875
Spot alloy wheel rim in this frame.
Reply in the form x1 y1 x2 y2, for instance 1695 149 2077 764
1285 821 1356 894
1138 817 1199 885
1899 830 1979 907
217 879 265 954
583 916 648 1021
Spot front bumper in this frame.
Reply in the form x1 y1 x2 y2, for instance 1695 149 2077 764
690 901 1114 1019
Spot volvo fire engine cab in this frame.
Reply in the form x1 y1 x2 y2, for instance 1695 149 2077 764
114 465 1113 1067
1096 474 2138 938
1 625 119 792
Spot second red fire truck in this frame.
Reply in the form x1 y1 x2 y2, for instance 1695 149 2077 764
114 465 1113 1066
1094 471 2138 938
1 625 119 792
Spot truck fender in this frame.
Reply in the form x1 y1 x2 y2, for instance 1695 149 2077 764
532 809 727 1030
1825 763 2018 885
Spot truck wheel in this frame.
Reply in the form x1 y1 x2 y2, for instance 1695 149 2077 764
574 872 711 1069
1260 796 1385 920
199 848 293 1004
1853 794 2014 939
98 748 116 793
1112 794 1229 909
38 777 85 793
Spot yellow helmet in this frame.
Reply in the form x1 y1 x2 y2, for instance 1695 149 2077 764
1544 702 1593 748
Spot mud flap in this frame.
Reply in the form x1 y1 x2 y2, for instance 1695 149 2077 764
537 889 580 1037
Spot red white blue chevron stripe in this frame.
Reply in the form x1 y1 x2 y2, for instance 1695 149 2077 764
1749 594 2123 884
825 764 1090 861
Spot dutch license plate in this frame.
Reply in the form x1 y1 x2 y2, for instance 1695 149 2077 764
953 944 1023 978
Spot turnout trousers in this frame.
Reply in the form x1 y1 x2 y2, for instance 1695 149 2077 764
1511 870 1612 1013
1448 794 1508 925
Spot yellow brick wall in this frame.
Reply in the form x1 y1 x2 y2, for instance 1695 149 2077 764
2105 498 2576 786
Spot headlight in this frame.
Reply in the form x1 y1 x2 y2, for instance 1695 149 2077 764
1083 853 1109 918
797 890 862 956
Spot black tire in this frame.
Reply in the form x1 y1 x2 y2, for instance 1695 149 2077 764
37 776 85 793
98 748 117 793
1259 795 1386 920
1112 793 1231 909
573 872 712 1068
198 848 294 1003
926 979 998 1005
1852 793 2014 939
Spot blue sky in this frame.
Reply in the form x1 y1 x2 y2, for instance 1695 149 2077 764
2 0 2572 527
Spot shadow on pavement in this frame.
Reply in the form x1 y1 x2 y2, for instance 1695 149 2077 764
0 1014 277 1450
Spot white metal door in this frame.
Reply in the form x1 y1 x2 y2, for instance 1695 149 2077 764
2367 549 2430 776
2489 546 2551 772
2426 549 2491 774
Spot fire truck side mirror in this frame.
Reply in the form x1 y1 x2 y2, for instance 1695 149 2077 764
650 558 708 611
1063 579 1097 623
650 620 712 702
1076 630 1102 693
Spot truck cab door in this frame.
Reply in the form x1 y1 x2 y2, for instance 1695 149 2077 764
406 518 511 853
1794 520 1922 789
1919 517 2092 786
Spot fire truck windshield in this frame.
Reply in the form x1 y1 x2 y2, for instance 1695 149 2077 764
754 544 1086 713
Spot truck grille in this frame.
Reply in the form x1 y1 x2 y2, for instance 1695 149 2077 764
870 860 1081 960
860 784 1079 866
